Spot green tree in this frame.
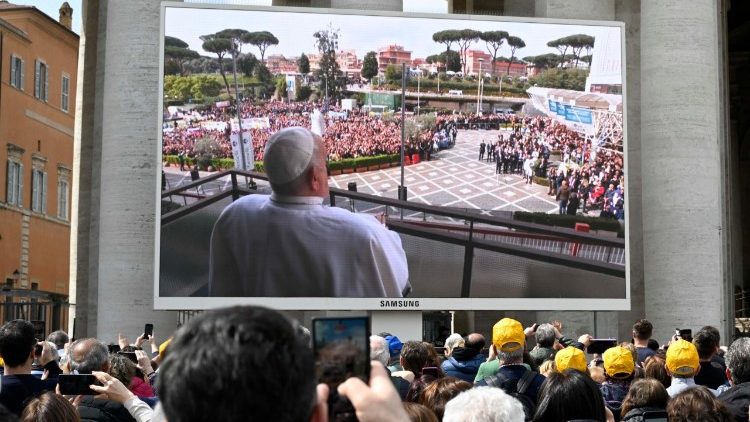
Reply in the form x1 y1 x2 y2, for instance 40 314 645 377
164 61 182 76
547 36 571 68
361 51 379 82
190 75 222 101
480 30 508 78
505 35 526 75
457 29 482 75
164 36 200 76
275 76 287 98
298 53 310 74
530 68 588 91
427 51 460 73
215 29 254 99
244 31 279 62
253 63 274 98
313 24 344 104
432 30 461 55
200 34 233 94
194 136 220 170
563 34 595 67
523 53 561 70
238 53 259 77
384 64 402 83
164 75 223 103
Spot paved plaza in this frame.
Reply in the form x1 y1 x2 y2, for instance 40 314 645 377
329 129 560 215
162 129 561 216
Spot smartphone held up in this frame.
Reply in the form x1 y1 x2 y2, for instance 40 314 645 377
312 316 370 387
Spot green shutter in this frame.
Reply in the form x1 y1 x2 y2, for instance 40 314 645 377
41 172 47 214
35 60 40 98
10 55 15 87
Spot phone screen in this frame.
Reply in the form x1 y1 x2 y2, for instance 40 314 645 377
58 374 101 395
144 323 153 337
313 317 370 387
107 344 121 354
586 338 618 355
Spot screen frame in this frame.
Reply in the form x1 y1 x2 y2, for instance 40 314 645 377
154 1 630 311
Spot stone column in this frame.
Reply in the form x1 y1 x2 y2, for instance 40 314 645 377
614 0 645 341
640 0 731 341
331 0 402 11
72 0 177 340
535 0 614 20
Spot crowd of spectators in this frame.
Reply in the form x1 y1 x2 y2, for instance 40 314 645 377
2 310 748 422
163 100 421 164
464 112 625 219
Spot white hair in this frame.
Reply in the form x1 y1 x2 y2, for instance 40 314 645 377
445 333 465 354
443 387 525 422
370 335 390 367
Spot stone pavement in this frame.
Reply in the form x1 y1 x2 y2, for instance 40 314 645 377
329 129 560 215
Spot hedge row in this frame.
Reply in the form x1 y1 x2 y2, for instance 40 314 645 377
513 211 624 237
163 154 400 173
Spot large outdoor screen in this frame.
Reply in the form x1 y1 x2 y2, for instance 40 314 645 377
155 2 628 311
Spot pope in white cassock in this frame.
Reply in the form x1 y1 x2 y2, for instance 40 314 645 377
208 127 410 297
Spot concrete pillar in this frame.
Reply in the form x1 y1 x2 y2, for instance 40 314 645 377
72 0 177 340
614 0 645 341
640 0 731 341
503 0 535 17
535 0 614 20
331 0 402 11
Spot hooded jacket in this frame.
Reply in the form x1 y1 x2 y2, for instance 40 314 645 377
441 347 485 383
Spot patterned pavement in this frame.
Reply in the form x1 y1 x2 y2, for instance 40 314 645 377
329 129 560 215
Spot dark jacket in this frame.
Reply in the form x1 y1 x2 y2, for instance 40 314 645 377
441 347 484 383
719 382 750 422
621 406 668 422
0 374 56 415
78 397 136 422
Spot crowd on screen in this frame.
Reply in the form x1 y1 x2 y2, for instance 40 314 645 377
163 101 436 163
466 113 624 219
1 312 746 422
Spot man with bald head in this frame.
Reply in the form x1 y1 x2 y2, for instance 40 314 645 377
209 126 409 297
67 338 136 422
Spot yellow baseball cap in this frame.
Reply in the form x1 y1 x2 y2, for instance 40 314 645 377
159 337 172 359
556 347 587 373
603 346 635 378
492 318 525 353
666 339 700 376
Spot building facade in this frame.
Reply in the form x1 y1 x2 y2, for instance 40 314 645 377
465 49 528 77
0 1 77 330
377 44 411 72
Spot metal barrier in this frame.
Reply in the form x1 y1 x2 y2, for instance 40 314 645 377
0 289 69 336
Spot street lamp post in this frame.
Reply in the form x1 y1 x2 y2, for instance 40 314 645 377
416 70 421 116
476 58 483 115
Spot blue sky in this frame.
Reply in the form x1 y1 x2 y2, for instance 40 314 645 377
15 0 83 34
166 5 621 62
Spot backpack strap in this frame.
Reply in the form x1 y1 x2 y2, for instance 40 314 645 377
482 371 510 388
516 369 537 395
